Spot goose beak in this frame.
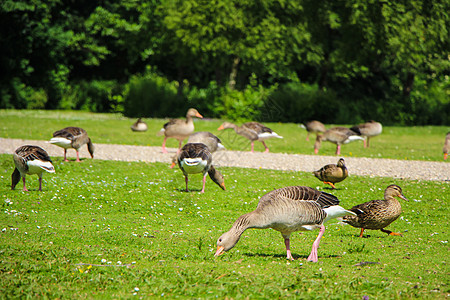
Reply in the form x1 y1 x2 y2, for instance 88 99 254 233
220 182 226 191
217 125 224 131
170 162 176 169
398 194 408 201
444 153 448 160
214 246 225 257
196 112 203 118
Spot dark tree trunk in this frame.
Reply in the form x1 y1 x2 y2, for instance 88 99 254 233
403 72 415 97
177 66 184 97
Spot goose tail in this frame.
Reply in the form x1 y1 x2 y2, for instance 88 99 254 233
323 205 356 223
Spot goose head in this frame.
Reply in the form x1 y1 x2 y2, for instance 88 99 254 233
217 122 235 131
209 167 226 190
385 184 408 201
87 138 95 158
186 108 203 119
215 230 240 256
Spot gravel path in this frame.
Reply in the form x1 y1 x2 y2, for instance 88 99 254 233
1 138 449 181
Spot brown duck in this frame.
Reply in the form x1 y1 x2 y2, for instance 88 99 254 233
177 143 225 193
215 186 355 262
342 185 408 237
313 158 348 189
49 127 94 162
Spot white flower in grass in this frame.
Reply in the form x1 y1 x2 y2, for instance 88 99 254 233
101 259 107 263
117 261 122 265
134 287 139 292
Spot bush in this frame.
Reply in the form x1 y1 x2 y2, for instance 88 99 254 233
265 82 340 123
123 71 185 118
59 80 124 112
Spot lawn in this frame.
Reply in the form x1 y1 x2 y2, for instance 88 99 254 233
0 155 448 299
0 109 448 161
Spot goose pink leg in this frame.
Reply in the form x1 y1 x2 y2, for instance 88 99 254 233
22 177 28 192
200 174 207 193
64 149 69 162
307 225 325 262
261 141 270 153
162 137 168 153
76 150 81 162
251 141 255 153
335 145 341 155
284 236 294 260
184 175 189 192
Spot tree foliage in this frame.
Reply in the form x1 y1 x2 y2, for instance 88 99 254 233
1 0 449 124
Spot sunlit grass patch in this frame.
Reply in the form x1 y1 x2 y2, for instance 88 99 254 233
0 154 448 298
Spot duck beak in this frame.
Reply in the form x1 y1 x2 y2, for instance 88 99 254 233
217 125 224 131
214 246 225 257
196 112 203 118
398 194 408 201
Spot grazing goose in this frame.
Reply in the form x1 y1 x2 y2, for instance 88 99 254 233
215 186 355 262
157 108 203 153
443 132 450 160
350 121 382 148
11 145 55 191
313 158 348 189
131 118 148 132
217 122 283 153
314 127 363 155
300 120 326 141
178 143 225 193
342 185 407 237
49 127 94 162
170 132 225 168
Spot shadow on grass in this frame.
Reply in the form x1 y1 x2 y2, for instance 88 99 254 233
243 252 340 260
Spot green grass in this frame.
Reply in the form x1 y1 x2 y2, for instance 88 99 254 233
1 109 449 161
0 155 448 299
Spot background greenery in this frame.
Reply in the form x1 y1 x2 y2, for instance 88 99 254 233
1 1 449 124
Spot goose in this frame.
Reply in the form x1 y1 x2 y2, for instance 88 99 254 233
342 185 408 237
350 121 382 148
215 186 355 262
314 127 363 155
131 118 148 132
11 145 55 191
157 108 203 154
178 143 225 193
217 122 283 153
300 120 326 141
49 127 94 162
170 132 225 168
443 132 450 160
313 158 348 189
188 131 225 152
